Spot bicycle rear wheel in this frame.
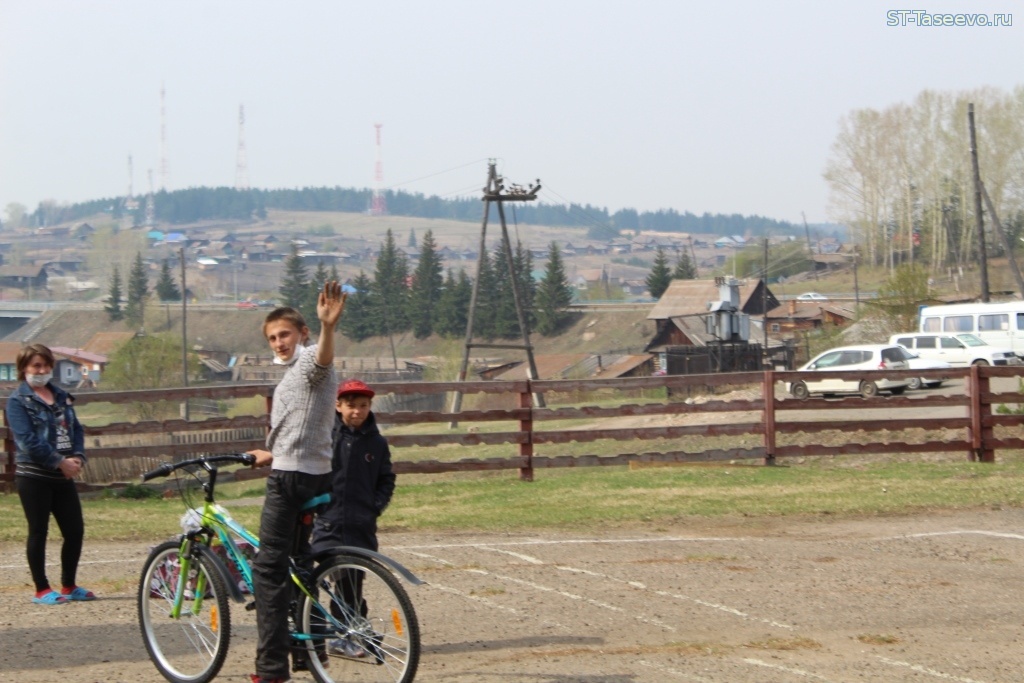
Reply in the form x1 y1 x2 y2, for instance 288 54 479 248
300 553 420 683
138 540 232 683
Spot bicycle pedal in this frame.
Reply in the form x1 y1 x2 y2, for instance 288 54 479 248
245 601 257 612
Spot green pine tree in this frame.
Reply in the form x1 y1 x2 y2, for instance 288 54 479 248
514 241 537 330
105 266 124 322
409 230 444 339
371 229 410 335
491 245 519 338
339 272 376 342
155 258 182 301
305 260 331 334
535 242 574 336
279 244 311 321
672 250 697 280
435 269 471 338
646 247 673 299
125 251 149 328
471 246 498 340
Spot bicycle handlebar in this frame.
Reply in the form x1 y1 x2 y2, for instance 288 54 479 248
140 453 256 482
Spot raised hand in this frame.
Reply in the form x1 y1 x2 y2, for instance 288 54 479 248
317 281 347 328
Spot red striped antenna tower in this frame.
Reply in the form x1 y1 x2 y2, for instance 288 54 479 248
370 123 387 216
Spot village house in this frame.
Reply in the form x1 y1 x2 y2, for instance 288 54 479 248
645 278 779 350
764 300 856 336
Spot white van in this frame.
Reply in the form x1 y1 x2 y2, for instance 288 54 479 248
918 302 1024 356
888 332 1020 367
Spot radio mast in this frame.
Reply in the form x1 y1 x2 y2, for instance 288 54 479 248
159 83 169 190
370 123 387 216
235 105 249 190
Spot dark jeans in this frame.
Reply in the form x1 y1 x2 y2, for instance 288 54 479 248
16 475 84 592
252 470 331 680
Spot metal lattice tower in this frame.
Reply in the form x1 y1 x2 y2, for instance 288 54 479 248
235 105 249 190
159 83 169 190
450 161 545 449
370 123 387 216
145 169 156 227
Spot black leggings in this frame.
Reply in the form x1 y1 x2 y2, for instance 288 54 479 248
16 475 85 592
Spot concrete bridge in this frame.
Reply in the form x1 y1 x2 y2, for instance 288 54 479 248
0 300 103 338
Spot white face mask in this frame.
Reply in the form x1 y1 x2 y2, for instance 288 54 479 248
272 341 306 366
27 372 52 387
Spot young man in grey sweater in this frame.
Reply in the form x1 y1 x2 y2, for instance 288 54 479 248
247 281 345 683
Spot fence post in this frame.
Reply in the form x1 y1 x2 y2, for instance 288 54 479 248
967 364 994 462
519 383 534 482
762 369 776 466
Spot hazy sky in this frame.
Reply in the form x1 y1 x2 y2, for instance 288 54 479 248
1 0 1021 225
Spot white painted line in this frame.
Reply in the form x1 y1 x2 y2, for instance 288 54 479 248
392 536 760 551
476 546 546 564
429 583 522 616
875 655 989 683
880 530 1024 542
639 659 716 682
406 542 796 631
411 548 677 632
742 657 833 681
556 564 795 630
408 551 572 632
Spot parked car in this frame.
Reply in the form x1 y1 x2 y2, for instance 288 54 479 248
236 301 258 310
797 292 828 301
789 344 911 399
901 352 952 390
256 299 277 308
888 332 1020 367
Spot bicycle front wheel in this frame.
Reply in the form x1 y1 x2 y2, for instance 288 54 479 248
138 540 232 683
300 553 420 683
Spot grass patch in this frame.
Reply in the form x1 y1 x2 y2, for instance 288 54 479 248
4 459 1024 543
857 634 900 645
744 636 821 651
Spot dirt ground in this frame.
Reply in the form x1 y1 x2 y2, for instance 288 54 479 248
3 509 1024 683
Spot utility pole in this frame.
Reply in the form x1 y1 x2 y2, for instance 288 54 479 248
451 161 544 419
688 235 698 277
968 103 990 302
762 237 769 366
803 212 817 281
852 249 860 313
180 247 189 421
980 182 1024 298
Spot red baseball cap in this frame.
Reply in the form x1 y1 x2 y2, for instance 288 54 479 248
337 379 375 399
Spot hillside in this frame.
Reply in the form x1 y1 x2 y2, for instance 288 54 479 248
10 306 655 367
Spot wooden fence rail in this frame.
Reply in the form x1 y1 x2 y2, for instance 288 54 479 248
2 367 1023 490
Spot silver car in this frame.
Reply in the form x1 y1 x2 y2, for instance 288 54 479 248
789 344 911 399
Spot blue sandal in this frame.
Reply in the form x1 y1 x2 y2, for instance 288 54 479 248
62 586 97 601
32 590 68 605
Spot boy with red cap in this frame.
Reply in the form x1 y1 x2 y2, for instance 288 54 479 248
313 378 396 659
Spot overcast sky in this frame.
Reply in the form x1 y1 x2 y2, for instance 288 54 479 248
1 0 1021 226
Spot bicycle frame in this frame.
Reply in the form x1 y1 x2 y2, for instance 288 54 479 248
167 462 326 625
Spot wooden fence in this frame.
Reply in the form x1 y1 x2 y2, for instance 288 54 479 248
2 365 1023 491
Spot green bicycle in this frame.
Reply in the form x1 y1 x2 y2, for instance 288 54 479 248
137 453 422 683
